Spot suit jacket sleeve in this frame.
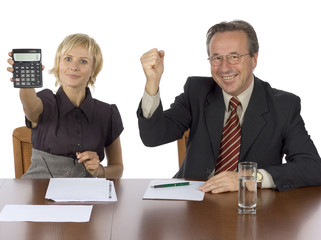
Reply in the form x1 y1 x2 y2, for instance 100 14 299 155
264 95 321 191
137 78 193 147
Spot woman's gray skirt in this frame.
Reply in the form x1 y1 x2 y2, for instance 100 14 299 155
22 149 93 178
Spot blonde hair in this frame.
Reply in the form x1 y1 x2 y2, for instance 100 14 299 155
49 33 103 87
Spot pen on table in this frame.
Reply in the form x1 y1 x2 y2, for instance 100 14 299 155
109 181 112 199
151 182 190 188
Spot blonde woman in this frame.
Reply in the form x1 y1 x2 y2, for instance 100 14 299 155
8 34 123 179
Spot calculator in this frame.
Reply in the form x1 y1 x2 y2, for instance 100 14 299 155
12 49 43 88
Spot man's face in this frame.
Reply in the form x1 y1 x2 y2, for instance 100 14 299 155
209 31 258 96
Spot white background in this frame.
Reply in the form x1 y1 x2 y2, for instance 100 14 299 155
0 0 320 178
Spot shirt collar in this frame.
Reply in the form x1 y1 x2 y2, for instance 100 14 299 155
222 76 254 112
57 87 94 121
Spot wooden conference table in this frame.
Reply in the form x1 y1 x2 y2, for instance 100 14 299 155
0 178 321 240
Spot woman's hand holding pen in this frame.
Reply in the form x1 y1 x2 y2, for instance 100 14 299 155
77 151 104 178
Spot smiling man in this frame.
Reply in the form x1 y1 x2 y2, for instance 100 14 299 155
137 20 321 193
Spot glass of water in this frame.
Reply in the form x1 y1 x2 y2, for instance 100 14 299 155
238 162 257 214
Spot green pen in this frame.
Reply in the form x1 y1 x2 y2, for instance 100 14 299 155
151 182 190 188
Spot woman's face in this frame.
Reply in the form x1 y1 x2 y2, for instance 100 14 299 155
58 46 93 90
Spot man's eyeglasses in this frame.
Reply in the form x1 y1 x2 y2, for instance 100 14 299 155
208 53 251 66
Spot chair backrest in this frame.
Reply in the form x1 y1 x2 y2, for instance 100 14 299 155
177 129 190 168
12 126 32 178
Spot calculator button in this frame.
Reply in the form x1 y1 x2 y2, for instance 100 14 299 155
15 78 20 82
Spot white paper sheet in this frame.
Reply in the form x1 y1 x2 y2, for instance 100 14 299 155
45 178 117 202
0 204 92 222
143 179 205 201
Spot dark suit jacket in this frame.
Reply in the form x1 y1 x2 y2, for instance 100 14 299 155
137 76 321 191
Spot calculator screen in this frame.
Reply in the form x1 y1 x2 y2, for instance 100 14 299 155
14 53 41 62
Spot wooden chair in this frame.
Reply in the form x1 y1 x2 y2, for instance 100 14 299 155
177 129 190 168
12 126 32 178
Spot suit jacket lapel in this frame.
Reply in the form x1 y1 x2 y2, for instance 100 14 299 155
239 77 269 161
204 85 225 163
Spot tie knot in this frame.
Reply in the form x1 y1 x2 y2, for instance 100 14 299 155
229 97 241 110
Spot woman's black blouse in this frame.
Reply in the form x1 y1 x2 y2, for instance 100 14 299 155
26 87 123 161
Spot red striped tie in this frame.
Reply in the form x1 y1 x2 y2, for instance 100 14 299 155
215 97 241 174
